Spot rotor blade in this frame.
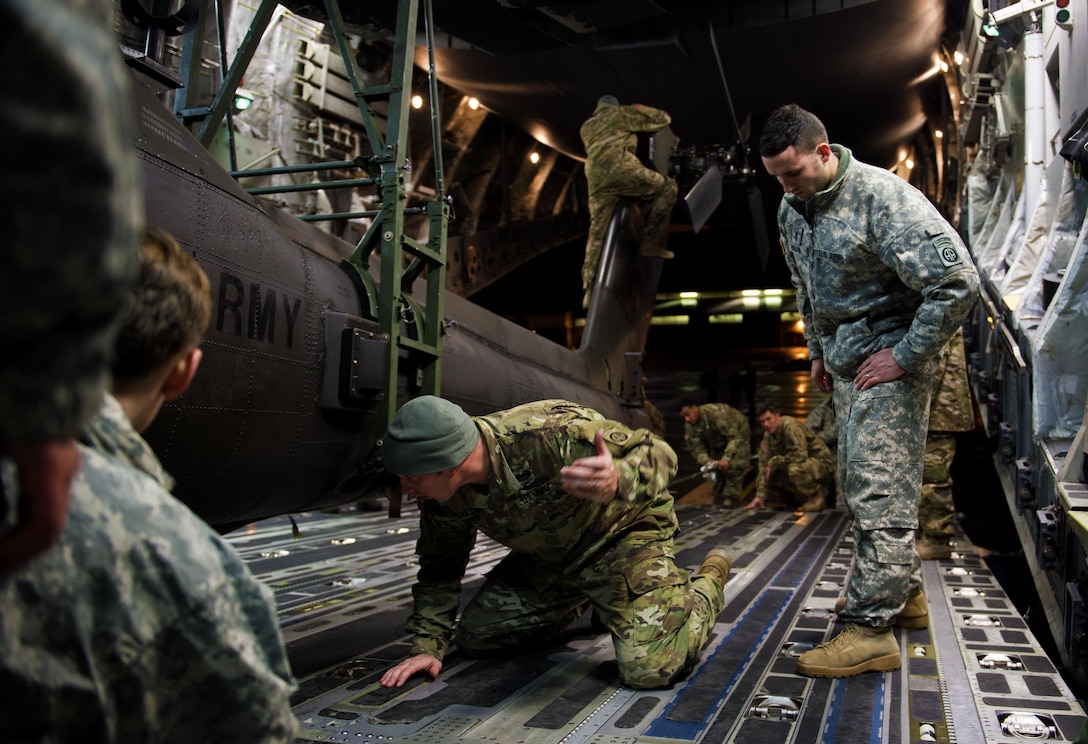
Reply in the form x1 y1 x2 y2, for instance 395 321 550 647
748 184 771 271
684 167 723 234
708 22 743 143
739 113 752 145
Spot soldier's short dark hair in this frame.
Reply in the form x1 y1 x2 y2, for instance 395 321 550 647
758 104 828 158
755 401 780 417
111 225 211 386
678 398 697 412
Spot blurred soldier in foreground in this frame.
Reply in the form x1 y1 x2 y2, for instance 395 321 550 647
0 228 298 742
749 402 834 512
679 399 751 506
580 95 677 308
917 329 975 560
379 396 731 690
0 0 140 574
760 104 978 678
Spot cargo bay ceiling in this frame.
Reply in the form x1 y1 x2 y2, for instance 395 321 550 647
174 0 969 302
281 0 968 170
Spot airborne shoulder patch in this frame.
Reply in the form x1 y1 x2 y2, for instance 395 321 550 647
607 429 629 444
932 234 963 267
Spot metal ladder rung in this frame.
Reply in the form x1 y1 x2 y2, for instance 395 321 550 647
397 337 440 358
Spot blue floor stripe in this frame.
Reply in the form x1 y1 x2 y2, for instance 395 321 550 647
644 525 834 740
868 672 886 744
821 679 847 743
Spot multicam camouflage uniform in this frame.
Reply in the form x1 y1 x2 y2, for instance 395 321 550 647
683 403 751 505
0 0 140 445
756 415 835 507
805 397 838 451
779 145 979 628
580 101 677 308
644 398 667 438
806 396 842 504
919 329 975 540
0 394 298 742
407 400 725 689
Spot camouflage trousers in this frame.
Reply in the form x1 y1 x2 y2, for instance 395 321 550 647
833 371 932 627
828 445 843 508
919 432 957 539
710 464 746 505
756 458 832 505
582 171 677 308
454 534 724 689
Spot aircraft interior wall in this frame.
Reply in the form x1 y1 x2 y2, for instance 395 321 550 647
959 0 1088 691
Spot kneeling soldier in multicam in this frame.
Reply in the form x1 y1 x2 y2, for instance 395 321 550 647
678 399 751 507
379 396 731 690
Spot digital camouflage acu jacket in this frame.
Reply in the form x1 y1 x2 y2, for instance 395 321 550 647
778 146 979 378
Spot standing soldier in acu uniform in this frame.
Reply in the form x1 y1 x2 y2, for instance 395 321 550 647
678 399 751 507
760 104 979 678
379 396 731 691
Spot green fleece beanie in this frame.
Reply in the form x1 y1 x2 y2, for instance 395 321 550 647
382 396 480 475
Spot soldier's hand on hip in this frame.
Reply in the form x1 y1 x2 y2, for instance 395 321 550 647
854 348 905 391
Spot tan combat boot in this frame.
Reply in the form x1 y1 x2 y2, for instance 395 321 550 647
638 236 674 259
639 246 675 259
796 624 900 678
834 589 929 629
696 548 733 589
800 494 825 512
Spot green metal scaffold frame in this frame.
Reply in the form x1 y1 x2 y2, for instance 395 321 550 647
175 0 449 439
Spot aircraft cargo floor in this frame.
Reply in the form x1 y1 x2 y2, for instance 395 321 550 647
229 501 1087 743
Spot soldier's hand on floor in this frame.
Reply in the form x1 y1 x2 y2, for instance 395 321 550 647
380 654 443 688
560 430 618 502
